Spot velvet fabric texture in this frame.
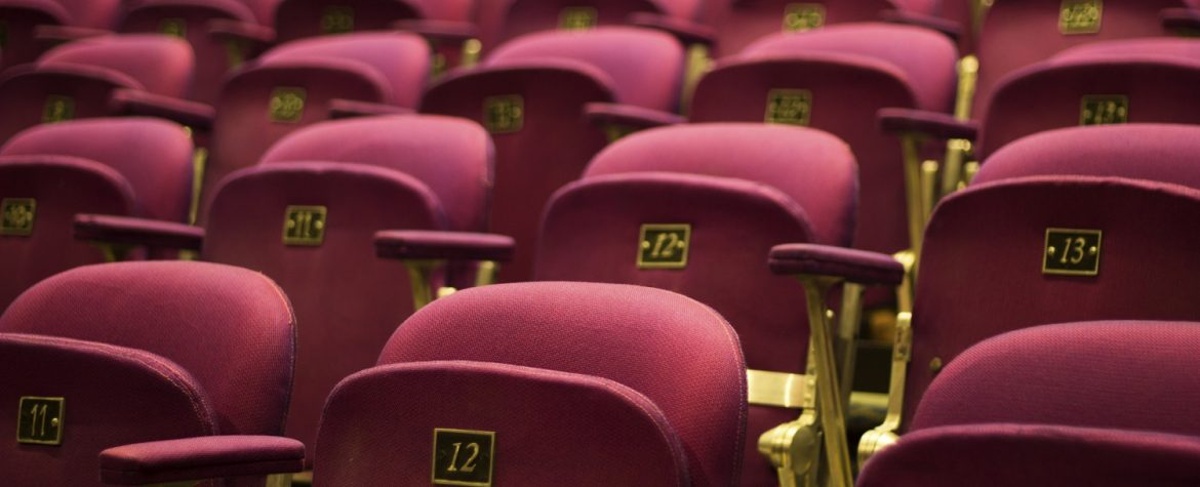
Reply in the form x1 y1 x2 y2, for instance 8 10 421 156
707 0 939 57
0 260 296 485
344 282 747 486
474 0 702 52
423 27 684 282
0 0 122 70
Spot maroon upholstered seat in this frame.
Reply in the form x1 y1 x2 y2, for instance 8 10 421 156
0 118 193 310
198 31 430 219
0 0 122 71
705 0 941 56
475 0 703 53
691 23 957 268
0 260 300 486
858 321 1200 486
533 123 858 486
422 26 685 282
313 282 747 486
0 33 198 143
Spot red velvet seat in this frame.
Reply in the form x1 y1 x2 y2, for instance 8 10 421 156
0 0 122 71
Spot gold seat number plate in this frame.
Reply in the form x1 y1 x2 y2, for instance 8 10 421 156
638 223 690 269
765 89 813 126
159 18 186 38
1080 95 1128 126
1043 228 1102 276
283 205 326 246
783 3 825 32
433 428 495 486
1060 0 1102 34
269 88 306 123
321 6 354 34
559 7 597 30
483 95 524 134
17 397 64 445
1 198 36 236
43 95 75 123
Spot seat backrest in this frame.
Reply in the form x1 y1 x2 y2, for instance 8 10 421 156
38 33 196 98
907 175 1200 427
709 0 934 56
271 0 422 42
202 32 430 220
534 123 855 487
0 0 122 70
0 260 296 437
259 115 494 232
118 0 261 103
0 118 194 310
976 54 1200 159
476 0 697 51
859 322 1200 487
360 282 746 486
971 0 1179 121
422 26 682 282
200 158 462 459
691 24 956 257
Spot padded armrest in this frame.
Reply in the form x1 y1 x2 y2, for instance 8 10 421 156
880 10 963 41
75 214 205 252
1162 8 1200 32
769 244 905 286
627 12 716 46
391 19 479 43
878 108 978 141
208 18 276 55
33 25 111 43
329 98 414 119
111 89 215 130
584 102 686 130
375 230 514 262
99 435 305 485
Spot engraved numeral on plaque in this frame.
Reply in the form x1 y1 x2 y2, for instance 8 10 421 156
1 198 36 236
1060 0 1102 34
638 224 690 269
765 89 812 126
433 429 494 486
1043 228 1101 276
1080 95 1128 126
282 205 327 246
483 95 524 134
42 96 74 123
559 7 597 30
269 88 306 123
321 6 354 34
783 3 825 32
160 18 186 38
17 397 64 445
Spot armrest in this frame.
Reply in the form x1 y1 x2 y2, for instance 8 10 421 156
880 9 963 42
1162 8 1200 32
75 214 205 252
627 12 715 46
208 18 275 55
391 19 479 44
878 108 978 141
99 435 305 485
584 102 686 130
375 230 514 262
111 89 215 131
34 25 110 43
329 98 414 119
769 244 905 286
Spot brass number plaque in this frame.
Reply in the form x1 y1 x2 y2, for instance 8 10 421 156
1060 0 1102 34
559 7 598 30
765 89 813 126
783 3 825 32
432 428 495 486
1080 95 1128 126
269 88 306 123
17 397 64 445
638 223 691 269
159 18 186 38
483 95 524 134
321 6 354 34
282 205 327 246
42 95 75 123
1 198 36 236
1043 228 1101 276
